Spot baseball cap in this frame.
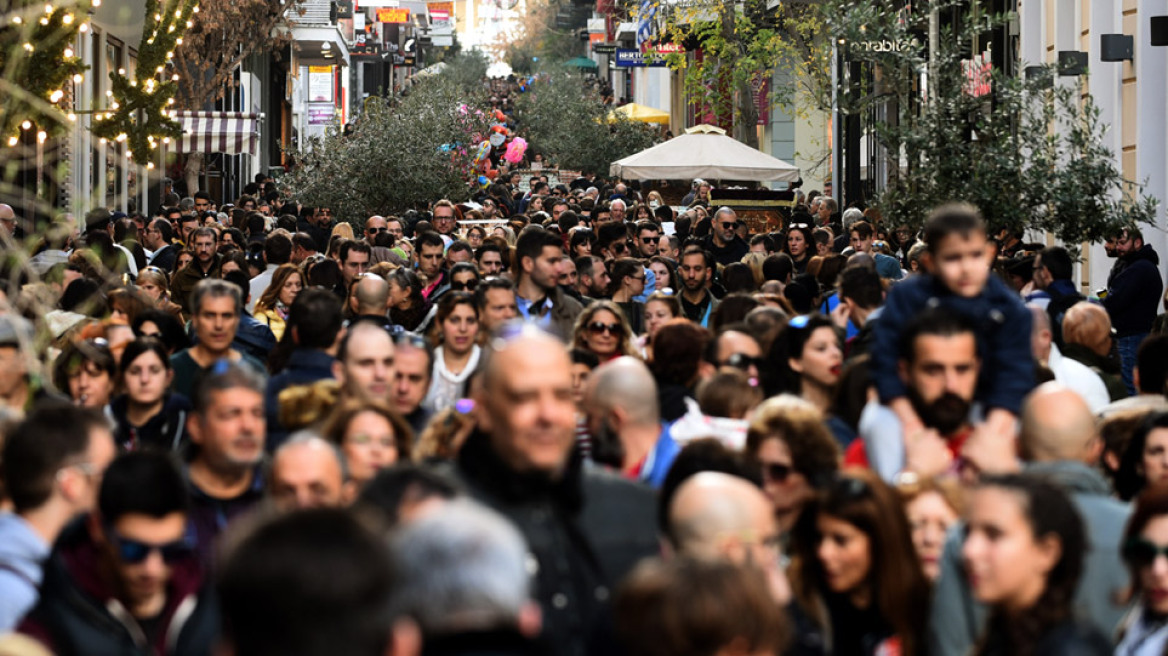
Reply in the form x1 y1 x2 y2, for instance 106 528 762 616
0 314 35 347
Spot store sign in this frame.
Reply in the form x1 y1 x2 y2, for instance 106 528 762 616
850 37 921 53
351 28 381 55
593 42 617 54
614 48 669 67
308 66 334 102
377 7 410 22
308 105 336 125
428 1 452 24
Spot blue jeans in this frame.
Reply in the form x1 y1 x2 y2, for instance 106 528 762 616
1117 333 1148 396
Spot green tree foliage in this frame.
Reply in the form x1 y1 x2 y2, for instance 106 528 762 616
90 0 199 166
498 0 585 74
823 0 1156 243
658 0 831 147
0 0 88 144
281 73 493 224
511 71 658 175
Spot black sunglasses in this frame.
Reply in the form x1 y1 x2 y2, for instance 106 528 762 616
367 227 388 234
720 353 763 371
1124 538 1168 566
450 280 479 291
761 462 793 482
109 529 194 565
721 221 739 229
587 321 621 335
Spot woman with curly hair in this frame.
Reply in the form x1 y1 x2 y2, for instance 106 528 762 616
571 299 636 362
746 394 840 533
254 263 304 341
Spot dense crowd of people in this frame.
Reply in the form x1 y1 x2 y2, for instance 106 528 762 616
0 175 1167 656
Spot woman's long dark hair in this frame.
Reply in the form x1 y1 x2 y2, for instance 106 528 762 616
790 469 930 656
1116 411 1168 501
761 313 835 398
974 474 1087 656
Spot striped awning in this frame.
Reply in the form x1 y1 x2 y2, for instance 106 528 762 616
174 112 261 156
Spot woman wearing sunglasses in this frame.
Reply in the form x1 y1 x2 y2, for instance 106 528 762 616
746 395 840 534
1116 486 1168 655
609 258 646 335
790 468 930 656
963 474 1110 655
571 300 636 363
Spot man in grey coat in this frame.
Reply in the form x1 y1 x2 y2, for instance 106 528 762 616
929 383 1131 656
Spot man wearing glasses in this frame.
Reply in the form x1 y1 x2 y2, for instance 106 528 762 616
18 452 218 654
0 404 116 631
703 207 749 267
363 215 389 244
432 199 458 238
635 221 660 258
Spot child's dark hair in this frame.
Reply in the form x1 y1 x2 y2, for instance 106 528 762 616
924 203 986 254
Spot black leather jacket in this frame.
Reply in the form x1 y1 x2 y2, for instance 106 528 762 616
442 431 658 656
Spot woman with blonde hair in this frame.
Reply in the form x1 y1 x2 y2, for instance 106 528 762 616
134 267 184 322
572 299 637 362
330 221 355 240
254 263 304 341
740 251 768 288
894 474 964 582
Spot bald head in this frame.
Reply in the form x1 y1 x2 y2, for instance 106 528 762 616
477 326 578 475
1029 305 1052 362
1020 382 1099 463
354 273 390 315
668 472 774 558
0 204 15 235
270 434 348 511
586 356 659 427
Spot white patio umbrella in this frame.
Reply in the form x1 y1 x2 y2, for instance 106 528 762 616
609 124 800 182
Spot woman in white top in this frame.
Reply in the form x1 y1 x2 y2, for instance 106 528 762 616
424 292 481 414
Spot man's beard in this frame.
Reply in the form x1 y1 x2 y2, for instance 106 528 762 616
907 387 971 436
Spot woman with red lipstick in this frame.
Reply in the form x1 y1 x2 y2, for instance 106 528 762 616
762 313 843 415
962 474 1110 655
1117 487 1168 656
424 292 481 414
790 468 929 656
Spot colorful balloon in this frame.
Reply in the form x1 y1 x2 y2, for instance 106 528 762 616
503 137 527 164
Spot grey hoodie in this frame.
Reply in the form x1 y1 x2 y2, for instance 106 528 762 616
928 461 1131 656
0 512 50 631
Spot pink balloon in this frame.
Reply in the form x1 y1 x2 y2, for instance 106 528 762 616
503 137 527 164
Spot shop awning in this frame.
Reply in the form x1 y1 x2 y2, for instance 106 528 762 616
174 112 262 156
